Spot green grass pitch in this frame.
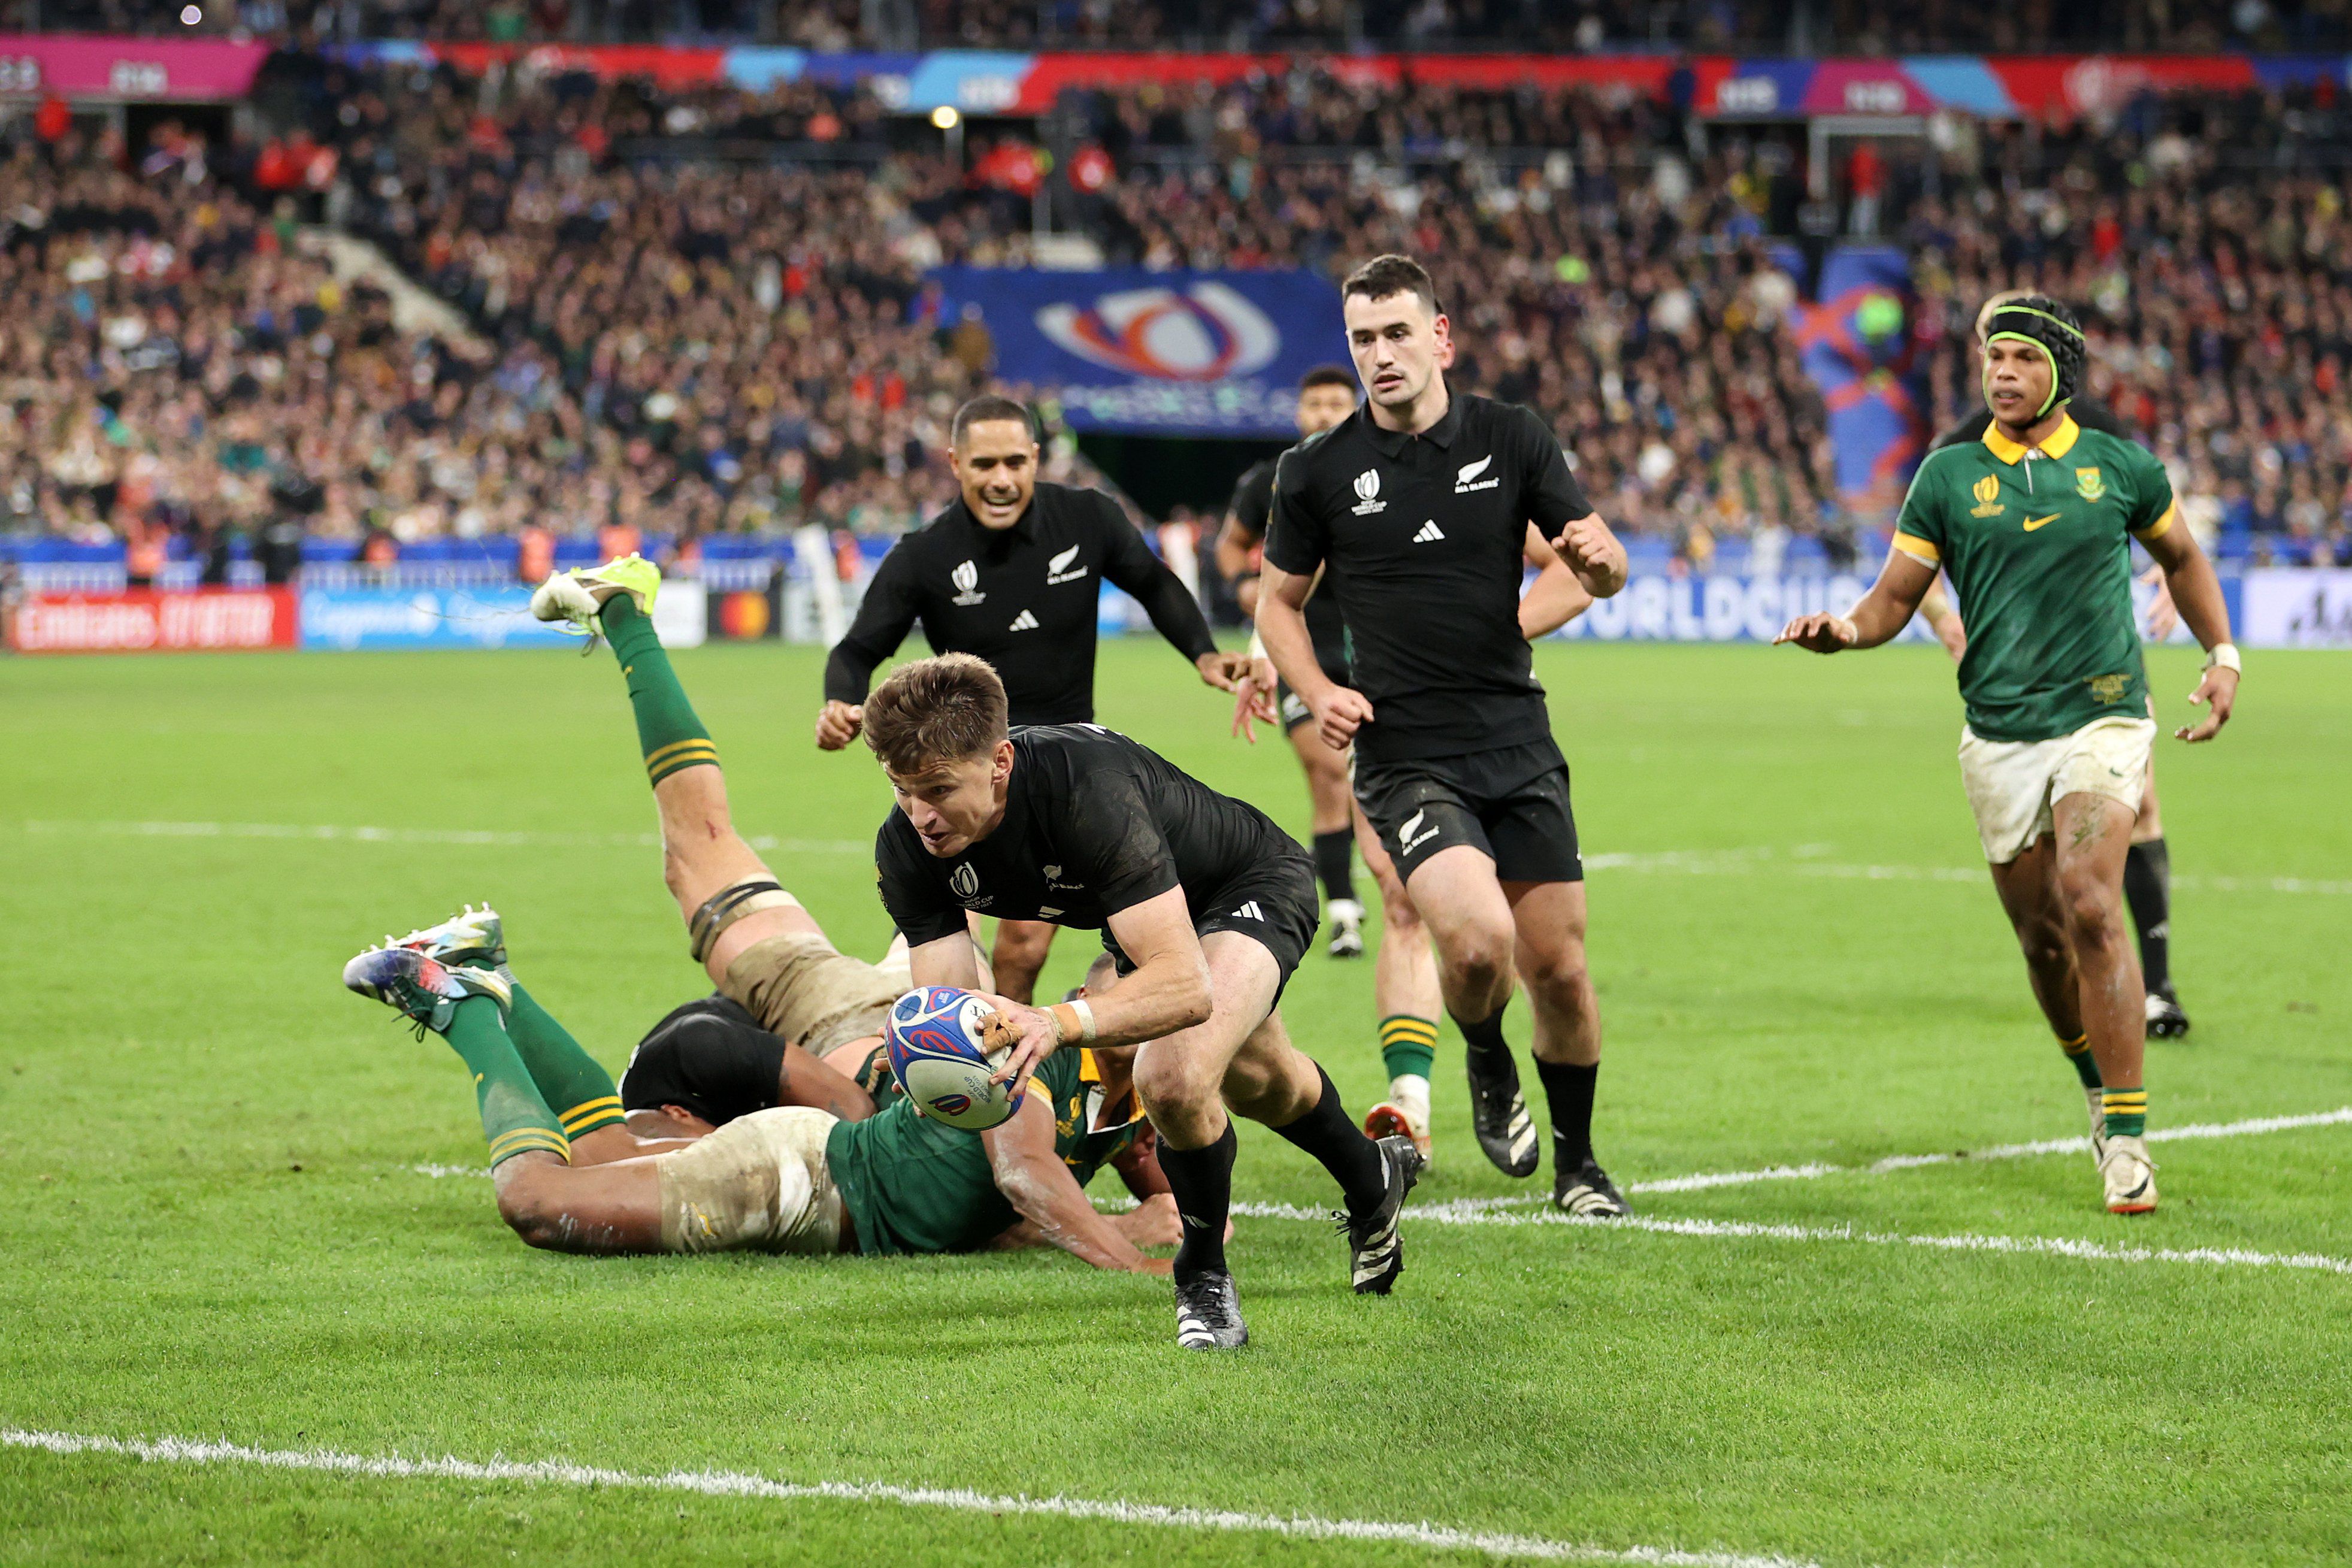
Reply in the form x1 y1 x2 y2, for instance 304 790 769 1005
3 638 2349 1567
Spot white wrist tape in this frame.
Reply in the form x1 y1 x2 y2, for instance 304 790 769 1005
1247 629 1268 662
2203 643 2241 673
1067 997 1097 1042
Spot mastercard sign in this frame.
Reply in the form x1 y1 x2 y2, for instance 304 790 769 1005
715 588 776 641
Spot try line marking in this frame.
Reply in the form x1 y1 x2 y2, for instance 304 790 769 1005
1212 1203 2352 1277
0 1429 1817 1568
20 819 2351 896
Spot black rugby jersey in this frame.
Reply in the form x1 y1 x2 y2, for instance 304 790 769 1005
1227 456 1349 677
825 482 1218 727
1264 394 1590 762
875 725 1307 945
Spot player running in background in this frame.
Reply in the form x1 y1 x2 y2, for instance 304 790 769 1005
1257 254 1631 1216
861 653 1419 1349
818 395 1250 1007
1216 365 1372 958
1778 295 2239 1215
1929 291 2191 1041
343 907 1182 1267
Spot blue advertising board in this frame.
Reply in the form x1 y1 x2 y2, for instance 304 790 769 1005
299 587 578 651
926 267 1349 437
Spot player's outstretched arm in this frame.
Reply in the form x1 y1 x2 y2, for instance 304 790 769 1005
982 888 1212 1095
906 930 988 990
1519 523 1596 638
981 1095 1169 1273
1776 547 1938 653
2139 520 2239 742
818 547 919 749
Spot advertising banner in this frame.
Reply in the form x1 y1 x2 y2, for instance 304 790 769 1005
925 266 1348 437
9 588 295 653
0 35 270 101
299 584 706 650
2240 568 2352 648
1543 574 2247 644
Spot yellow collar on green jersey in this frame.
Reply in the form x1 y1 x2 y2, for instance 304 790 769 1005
1982 413 2080 465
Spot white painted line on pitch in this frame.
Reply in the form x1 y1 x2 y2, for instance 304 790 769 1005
0 1430 1818 1568
1582 846 2352 897
1213 1201 2352 1275
21 820 2350 895
19 819 867 855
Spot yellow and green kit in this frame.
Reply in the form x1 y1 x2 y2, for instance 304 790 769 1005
1892 414 2177 742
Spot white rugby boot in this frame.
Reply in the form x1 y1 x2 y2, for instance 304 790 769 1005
2099 1134 2159 1215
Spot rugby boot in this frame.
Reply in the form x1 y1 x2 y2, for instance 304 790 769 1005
2100 1135 2159 1215
1552 1157 1631 1218
1466 1044 1540 1177
1325 898 1365 959
1173 1270 1250 1351
344 943 512 1037
2083 1085 2109 1167
1362 1077 1434 1168
529 552 661 642
389 903 508 979
1343 1134 1424 1295
2145 989 2191 1040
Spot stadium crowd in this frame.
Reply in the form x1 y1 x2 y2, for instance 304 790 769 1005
20 0 2339 50
7 52 2352 568
1905 87 2352 565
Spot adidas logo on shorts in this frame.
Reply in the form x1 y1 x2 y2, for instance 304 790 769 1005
1231 901 1264 921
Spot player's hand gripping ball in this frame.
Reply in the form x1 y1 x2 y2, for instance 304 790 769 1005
884 986 1025 1131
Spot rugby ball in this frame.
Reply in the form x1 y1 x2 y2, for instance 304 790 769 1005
883 986 1024 1132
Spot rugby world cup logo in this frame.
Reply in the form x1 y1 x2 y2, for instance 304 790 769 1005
950 559 985 605
950 864 980 900
1036 282 1281 382
1354 470 1379 502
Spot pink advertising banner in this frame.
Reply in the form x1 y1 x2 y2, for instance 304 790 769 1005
0 34 270 101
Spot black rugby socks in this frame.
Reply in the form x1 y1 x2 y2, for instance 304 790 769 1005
2123 838 2172 996
1270 1065 1388 1216
1452 1003 1513 1070
1312 828 1357 906
1158 1121 1238 1279
1534 1058 1599 1171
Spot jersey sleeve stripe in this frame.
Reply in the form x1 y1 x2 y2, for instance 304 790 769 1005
1891 531 1941 565
2131 500 2178 541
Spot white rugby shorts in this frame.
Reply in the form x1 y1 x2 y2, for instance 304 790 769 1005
1957 715 2154 864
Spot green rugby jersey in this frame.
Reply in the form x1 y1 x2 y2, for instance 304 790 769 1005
1893 414 2177 743
826 1047 1147 1256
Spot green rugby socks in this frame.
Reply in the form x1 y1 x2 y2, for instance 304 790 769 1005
1379 1015 1438 1082
603 594 716 785
441 995 570 1167
505 981 626 1140
2103 1085 2148 1140
2060 1033 2102 1090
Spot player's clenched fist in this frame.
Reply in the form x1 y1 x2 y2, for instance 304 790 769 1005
1773 613 1860 653
1551 512 1628 593
814 700 864 749
1310 685 1375 751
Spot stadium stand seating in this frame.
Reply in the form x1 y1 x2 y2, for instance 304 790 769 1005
5 47 2351 574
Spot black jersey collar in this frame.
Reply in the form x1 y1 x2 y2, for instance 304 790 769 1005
1361 393 1464 457
948 492 1039 543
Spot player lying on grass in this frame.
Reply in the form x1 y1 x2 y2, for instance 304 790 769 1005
1776 295 2240 1216
861 652 1421 1351
344 912 1183 1266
